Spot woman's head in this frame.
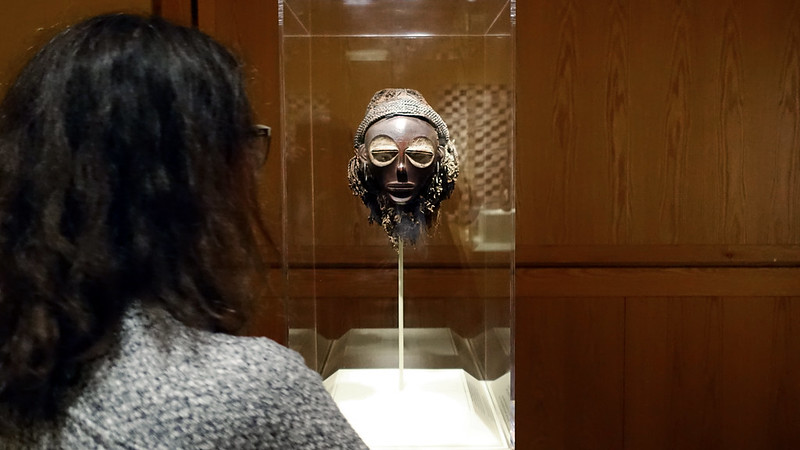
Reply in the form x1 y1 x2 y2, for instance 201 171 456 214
0 13 266 418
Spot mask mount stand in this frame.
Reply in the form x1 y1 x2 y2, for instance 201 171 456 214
398 240 405 390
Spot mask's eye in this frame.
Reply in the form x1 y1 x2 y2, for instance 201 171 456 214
405 137 435 168
368 136 399 167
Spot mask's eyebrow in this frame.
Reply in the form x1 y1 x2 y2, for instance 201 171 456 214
368 135 399 150
406 137 435 151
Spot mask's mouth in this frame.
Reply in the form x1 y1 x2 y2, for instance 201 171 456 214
386 182 415 204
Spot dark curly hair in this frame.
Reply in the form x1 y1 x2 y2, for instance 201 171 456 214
0 13 268 419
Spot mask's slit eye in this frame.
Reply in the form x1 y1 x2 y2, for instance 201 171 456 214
405 137 435 168
368 137 399 167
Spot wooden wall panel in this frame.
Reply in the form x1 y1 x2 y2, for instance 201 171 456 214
517 267 800 298
517 243 800 267
195 0 281 139
625 297 725 450
517 271 800 450
153 0 192 27
0 0 151 96
515 296 625 450
188 0 286 341
625 296 800 450
517 0 800 251
194 0 282 242
516 0 800 446
721 297 800 449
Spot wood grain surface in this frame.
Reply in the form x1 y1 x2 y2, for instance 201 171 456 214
516 0 800 448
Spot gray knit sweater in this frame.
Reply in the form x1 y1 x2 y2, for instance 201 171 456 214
1 305 368 449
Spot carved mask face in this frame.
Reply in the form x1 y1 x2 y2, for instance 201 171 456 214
363 116 439 205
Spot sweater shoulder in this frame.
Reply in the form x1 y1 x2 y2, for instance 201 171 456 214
68 306 323 448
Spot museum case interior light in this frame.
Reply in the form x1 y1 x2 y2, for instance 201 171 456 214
279 1 515 448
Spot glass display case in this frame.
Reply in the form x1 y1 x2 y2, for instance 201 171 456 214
279 1 515 448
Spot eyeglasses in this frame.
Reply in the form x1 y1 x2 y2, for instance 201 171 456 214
253 124 271 166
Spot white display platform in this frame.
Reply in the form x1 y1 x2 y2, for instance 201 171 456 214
324 368 511 449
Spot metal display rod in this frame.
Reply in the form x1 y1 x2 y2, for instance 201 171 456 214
398 241 404 390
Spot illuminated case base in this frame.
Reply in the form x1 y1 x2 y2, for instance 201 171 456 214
317 327 512 449
325 369 510 449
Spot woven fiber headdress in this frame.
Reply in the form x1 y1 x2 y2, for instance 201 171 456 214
354 88 450 148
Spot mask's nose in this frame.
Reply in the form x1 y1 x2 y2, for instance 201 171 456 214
396 156 408 182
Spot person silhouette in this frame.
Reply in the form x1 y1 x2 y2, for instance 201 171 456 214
0 13 366 449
